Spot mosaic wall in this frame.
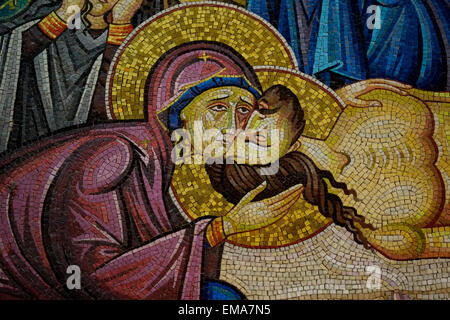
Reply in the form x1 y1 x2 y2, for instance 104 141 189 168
0 0 449 300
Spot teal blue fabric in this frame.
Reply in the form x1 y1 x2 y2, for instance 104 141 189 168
247 0 449 90
362 0 448 89
312 0 367 82
0 0 30 21
202 281 244 300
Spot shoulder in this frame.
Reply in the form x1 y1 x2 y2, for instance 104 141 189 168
71 135 135 194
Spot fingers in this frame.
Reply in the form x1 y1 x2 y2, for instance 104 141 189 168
367 79 413 89
369 83 410 96
240 187 303 233
264 183 304 207
270 192 303 217
224 183 304 235
343 95 379 108
340 79 412 109
348 82 410 108
235 181 267 208
354 84 409 97
257 185 304 225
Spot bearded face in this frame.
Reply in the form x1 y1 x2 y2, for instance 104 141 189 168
223 85 306 165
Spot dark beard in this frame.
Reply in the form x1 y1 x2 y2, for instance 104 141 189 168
205 151 375 248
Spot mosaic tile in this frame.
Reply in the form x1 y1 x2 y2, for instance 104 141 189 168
0 0 448 300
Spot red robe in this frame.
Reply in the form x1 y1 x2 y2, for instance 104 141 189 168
0 122 221 299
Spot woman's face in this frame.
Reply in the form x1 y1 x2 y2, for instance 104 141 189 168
179 86 256 160
87 0 119 16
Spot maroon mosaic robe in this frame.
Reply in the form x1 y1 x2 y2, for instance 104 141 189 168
0 121 220 299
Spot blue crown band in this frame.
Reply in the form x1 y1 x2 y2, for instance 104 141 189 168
167 76 261 130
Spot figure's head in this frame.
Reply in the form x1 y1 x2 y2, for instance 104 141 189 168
165 77 260 161
228 84 305 164
253 85 305 153
203 84 374 248
169 82 305 164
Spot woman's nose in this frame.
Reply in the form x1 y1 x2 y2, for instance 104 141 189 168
254 110 266 120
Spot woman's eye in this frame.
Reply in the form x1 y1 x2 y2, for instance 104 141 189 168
237 106 250 114
210 104 228 112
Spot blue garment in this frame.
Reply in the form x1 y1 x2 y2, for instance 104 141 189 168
361 0 449 90
248 0 367 85
201 239 245 300
202 281 244 300
313 0 368 83
247 0 449 90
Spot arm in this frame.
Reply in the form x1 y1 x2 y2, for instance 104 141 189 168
21 12 66 60
87 24 133 122
359 223 450 260
87 0 142 122
47 137 219 299
22 1 86 60
88 218 215 299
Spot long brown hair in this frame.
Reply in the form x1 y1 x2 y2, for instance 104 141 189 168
205 84 375 248
205 153 375 248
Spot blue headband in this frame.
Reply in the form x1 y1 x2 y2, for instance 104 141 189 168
167 76 261 130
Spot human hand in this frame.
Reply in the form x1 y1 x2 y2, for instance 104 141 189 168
336 79 412 108
56 0 86 22
221 182 304 236
112 0 143 24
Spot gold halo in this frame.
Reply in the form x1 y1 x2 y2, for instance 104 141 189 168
106 2 348 247
106 2 298 120
169 67 344 248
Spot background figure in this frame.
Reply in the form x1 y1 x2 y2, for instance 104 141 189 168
246 0 449 90
0 0 179 153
